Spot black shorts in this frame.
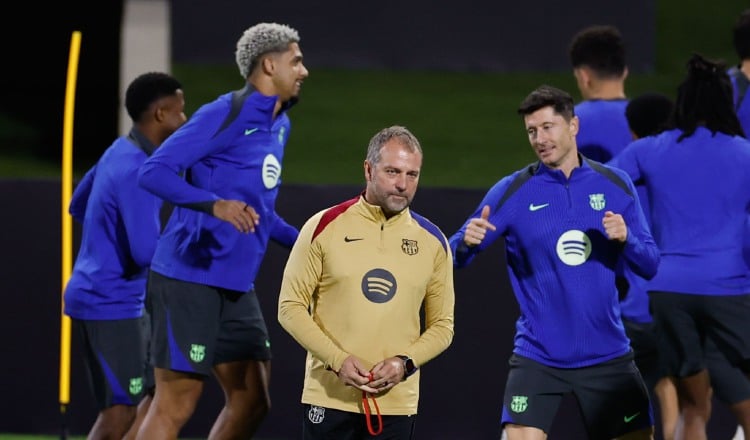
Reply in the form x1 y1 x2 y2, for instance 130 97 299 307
302 404 416 440
623 318 664 393
141 307 155 395
705 336 750 404
650 291 750 377
147 270 271 376
73 316 149 409
501 353 653 439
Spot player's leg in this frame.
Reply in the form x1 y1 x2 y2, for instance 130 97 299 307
650 291 710 439
76 318 147 439
137 367 204 438
208 288 273 439
124 307 154 440
653 376 679 440
135 271 220 439
676 369 711 439
702 293 750 440
123 391 152 440
210 359 271 439
705 333 750 438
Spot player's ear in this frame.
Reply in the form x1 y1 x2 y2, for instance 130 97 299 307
261 54 276 75
153 105 165 123
569 115 579 136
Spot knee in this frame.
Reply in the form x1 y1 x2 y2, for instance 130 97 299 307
255 393 271 416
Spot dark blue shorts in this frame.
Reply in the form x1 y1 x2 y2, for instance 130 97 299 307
622 314 750 405
704 336 750 404
302 404 416 440
74 315 150 409
623 318 664 393
501 353 653 439
147 270 271 376
650 291 750 377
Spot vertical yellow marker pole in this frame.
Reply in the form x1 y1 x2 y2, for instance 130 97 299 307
60 30 81 439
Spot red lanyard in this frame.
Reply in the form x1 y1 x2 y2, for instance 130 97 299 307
363 373 383 435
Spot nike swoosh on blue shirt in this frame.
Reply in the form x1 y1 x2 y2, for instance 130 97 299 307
245 128 259 136
528 203 550 211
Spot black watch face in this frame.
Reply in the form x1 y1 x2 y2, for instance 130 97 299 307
405 358 416 375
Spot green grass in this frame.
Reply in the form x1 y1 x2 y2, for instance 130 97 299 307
2 0 747 187
0 68 688 187
0 154 61 179
0 67 699 188
173 66 696 189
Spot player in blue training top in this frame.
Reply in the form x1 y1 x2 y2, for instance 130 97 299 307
64 72 186 439
568 24 632 163
616 92 750 440
609 53 750 440
449 85 659 440
135 23 308 439
729 8 750 136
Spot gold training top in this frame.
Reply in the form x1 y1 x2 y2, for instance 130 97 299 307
278 195 455 415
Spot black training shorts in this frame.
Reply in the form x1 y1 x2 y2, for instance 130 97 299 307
147 270 272 375
501 353 653 439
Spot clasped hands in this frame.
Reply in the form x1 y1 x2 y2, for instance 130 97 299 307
336 355 405 394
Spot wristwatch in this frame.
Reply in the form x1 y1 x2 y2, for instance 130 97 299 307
396 355 418 379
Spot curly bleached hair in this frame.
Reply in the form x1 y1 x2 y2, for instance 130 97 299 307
235 23 300 79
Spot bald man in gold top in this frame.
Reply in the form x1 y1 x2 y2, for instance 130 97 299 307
278 125 455 439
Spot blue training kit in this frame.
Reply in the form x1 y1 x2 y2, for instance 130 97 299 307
138 85 299 293
450 157 659 368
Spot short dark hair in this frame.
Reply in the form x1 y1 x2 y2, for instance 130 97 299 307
518 85 575 121
674 53 745 140
569 25 626 79
733 9 750 60
125 72 183 123
625 93 674 138
366 125 422 166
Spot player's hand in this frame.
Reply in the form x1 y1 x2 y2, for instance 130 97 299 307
366 357 405 393
213 199 260 233
336 356 379 394
463 205 496 247
602 211 628 243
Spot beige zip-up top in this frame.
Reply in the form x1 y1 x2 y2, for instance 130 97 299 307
278 195 455 415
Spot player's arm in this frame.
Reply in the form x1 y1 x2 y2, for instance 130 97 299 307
617 174 660 279
450 178 508 267
277 213 349 372
406 233 456 367
69 164 97 223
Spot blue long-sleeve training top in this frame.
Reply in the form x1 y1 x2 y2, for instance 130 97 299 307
138 85 299 293
609 127 750 296
449 157 659 368
64 129 162 320
575 99 632 163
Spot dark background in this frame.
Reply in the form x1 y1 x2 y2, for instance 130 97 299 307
171 0 655 72
0 181 738 439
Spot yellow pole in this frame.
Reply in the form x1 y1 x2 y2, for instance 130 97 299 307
60 30 81 438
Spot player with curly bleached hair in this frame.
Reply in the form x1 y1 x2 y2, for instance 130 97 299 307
135 22 308 439
236 22 301 78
